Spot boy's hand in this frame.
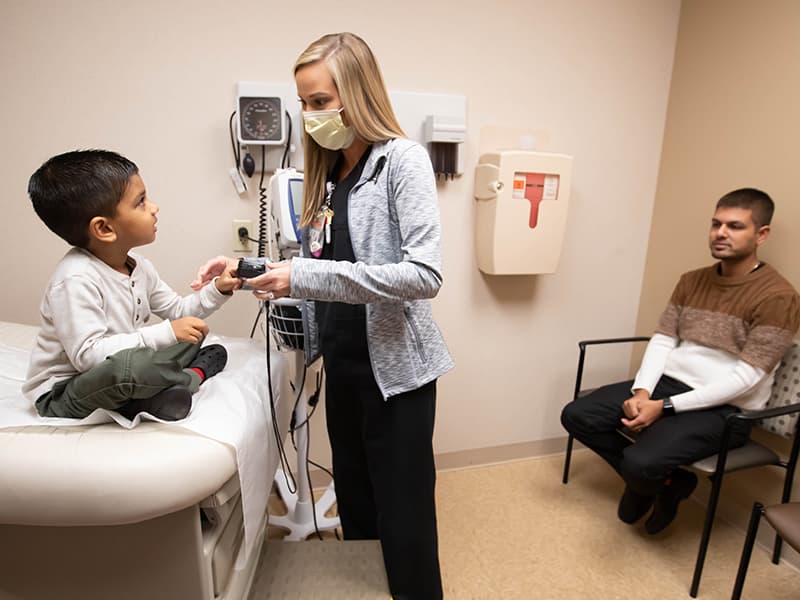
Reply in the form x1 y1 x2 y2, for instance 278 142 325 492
172 317 209 343
214 269 242 294
191 256 238 290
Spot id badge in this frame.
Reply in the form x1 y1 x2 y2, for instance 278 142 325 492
309 183 336 258
308 208 326 257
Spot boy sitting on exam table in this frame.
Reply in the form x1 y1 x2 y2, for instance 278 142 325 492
23 149 241 421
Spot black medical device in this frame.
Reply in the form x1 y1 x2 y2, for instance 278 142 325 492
237 257 268 279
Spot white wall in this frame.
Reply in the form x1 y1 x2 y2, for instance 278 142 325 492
0 0 680 458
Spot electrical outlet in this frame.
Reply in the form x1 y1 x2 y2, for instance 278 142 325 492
232 219 253 253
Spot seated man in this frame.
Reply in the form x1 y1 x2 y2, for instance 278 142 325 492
561 188 800 534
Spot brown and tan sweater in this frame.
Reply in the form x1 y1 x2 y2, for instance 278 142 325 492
632 263 800 411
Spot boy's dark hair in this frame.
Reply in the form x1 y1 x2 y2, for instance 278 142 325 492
28 150 139 248
716 188 774 228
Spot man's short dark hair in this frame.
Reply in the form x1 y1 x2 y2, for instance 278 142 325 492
28 150 139 248
716 188 774 228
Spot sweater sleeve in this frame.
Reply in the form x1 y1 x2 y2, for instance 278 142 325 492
632 334 677 395
145 261 231 321
290 144 443 304
670 360 766 412
631 277 685 394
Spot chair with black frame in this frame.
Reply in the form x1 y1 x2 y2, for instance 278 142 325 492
561 338 800 598
731 500 800 599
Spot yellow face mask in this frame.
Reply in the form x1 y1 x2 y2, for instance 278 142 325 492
302 107 355 150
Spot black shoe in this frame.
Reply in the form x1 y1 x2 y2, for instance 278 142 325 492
118 385 192 421
618 487 655 523
645 469 698 534
190 344 228 380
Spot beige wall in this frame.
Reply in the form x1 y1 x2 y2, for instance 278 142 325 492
638 0 800 333
636 0 800 551
0 1 680 463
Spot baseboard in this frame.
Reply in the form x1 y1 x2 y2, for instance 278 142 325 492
298 436 572 488
434 437 569 471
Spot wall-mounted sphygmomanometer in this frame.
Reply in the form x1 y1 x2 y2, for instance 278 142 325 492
229 82 298 261
236 83 286 146
230 81 292 187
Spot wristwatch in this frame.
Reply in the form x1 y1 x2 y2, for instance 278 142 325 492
662 397 675 416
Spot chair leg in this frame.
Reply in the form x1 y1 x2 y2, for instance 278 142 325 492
563 435 573 484
731 502 763 600
690 472 725 597
771 534 783 565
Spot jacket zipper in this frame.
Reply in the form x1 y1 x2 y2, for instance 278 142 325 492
348 149 391 396
404 305 427 362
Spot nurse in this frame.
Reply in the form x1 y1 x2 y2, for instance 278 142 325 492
195 32 453 599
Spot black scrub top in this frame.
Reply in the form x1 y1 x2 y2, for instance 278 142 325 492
315 146 372 366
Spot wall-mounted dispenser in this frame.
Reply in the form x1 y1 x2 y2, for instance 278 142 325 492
390 91 466 181
424 114 465 180
474 151 572 275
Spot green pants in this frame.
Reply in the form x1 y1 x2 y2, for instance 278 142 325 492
35 342 201 419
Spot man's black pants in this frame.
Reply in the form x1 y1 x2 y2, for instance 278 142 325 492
560 375 751 495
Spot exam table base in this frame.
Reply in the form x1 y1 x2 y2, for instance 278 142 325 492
0 503 264 600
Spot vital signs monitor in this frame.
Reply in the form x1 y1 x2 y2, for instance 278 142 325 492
271 168 303 249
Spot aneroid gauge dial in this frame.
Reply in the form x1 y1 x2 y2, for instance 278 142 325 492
238 96 283 143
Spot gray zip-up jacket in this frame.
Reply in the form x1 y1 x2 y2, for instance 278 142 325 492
291 137 453 399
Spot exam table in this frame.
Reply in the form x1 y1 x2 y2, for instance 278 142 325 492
0 321 292 600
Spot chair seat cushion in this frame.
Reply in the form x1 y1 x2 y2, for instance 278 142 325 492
613 429 780 475
691 441 779 474
765 502 800 553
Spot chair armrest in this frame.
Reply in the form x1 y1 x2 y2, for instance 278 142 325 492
574 337 651 400
722 401 800 503
728 401 800 423
578 337 651 351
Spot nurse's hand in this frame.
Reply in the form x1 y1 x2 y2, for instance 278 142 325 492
247 261 292 301
191 256 238 290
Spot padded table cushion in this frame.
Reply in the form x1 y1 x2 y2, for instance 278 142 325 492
0 422 237 526
0 321 255 527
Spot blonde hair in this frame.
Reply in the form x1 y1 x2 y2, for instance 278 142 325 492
294 32 405 227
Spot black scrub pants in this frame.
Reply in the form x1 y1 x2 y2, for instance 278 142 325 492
325 359 442 600
560 375 751 496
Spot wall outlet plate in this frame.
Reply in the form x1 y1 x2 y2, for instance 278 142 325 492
232 219 253 253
